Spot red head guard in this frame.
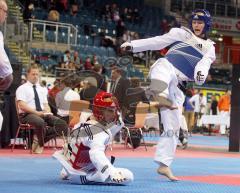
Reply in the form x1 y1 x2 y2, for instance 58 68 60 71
93 91 120 123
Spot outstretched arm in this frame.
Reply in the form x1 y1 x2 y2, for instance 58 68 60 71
121 28 184 53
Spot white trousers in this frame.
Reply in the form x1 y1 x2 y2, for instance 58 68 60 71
69 167 133 185
219 111 230 134
149 58 185 167
181 115 188 132
53 151 133 185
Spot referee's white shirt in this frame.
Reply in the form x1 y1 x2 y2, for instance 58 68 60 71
0 31 12 78
16 81 48 113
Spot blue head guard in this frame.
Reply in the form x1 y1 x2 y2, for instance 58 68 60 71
189 9 212 35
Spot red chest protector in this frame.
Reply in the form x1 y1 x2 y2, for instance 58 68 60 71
69 143 96 172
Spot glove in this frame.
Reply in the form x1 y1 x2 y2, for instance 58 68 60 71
120 42 133 52
111 171 126 183
195 71 205 85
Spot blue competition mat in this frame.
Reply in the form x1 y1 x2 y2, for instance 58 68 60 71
144 135 229 147
0 157 240 193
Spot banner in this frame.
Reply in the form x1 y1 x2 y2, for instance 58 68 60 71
212 17 240 32
201 89 225 103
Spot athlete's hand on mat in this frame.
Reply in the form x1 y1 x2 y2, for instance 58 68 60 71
120 42 133 53
111 171 126 183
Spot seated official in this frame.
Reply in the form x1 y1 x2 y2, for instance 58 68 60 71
16 64 68 154
55 77 80 123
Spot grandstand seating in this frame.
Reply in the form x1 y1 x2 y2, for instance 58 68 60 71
29 47 144 79
32 1 167 44
6 0 233 84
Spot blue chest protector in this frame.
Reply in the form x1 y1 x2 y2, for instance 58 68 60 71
165 41 203 80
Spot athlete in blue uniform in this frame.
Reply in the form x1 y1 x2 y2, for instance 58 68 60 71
121 9 216 181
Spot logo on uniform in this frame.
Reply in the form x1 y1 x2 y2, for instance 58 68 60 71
195 44 202 50
193 15 199 19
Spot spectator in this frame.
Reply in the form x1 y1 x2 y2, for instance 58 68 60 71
56 0 68 13
110 67 130 117
218 89 231 134
71 51 82 70
116 20 126 38
70 2 78 16
183 89 194 134
122 30 131 42
92 64 107 91
189 89 207 130
55 77 80 123
113 10 120 22
126 8 133 23
207 94 219 134
121 8 129 22
210 95 218 115
23 3 35 22
101 4 111 21
84 57 93 70
160 18 170 33
48 9 60 22
91 55 99 65
61 50 71 69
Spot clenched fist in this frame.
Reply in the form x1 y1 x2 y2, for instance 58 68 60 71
120 42 133 53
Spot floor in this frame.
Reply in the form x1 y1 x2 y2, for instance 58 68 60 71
0 134 240 193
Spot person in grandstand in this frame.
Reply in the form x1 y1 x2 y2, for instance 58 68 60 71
53 91 133 185
120 9 216 181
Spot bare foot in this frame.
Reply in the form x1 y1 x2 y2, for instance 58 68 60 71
157 166 179 181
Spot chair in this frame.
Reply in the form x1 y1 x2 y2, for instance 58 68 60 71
68 100 91 129
123 102 150 151
12 100 34 153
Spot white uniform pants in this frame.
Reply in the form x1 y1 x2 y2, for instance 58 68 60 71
180 115 188 132
219 111 230 134
149 58 185 167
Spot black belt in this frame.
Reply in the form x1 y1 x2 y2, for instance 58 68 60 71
177 81 187 93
